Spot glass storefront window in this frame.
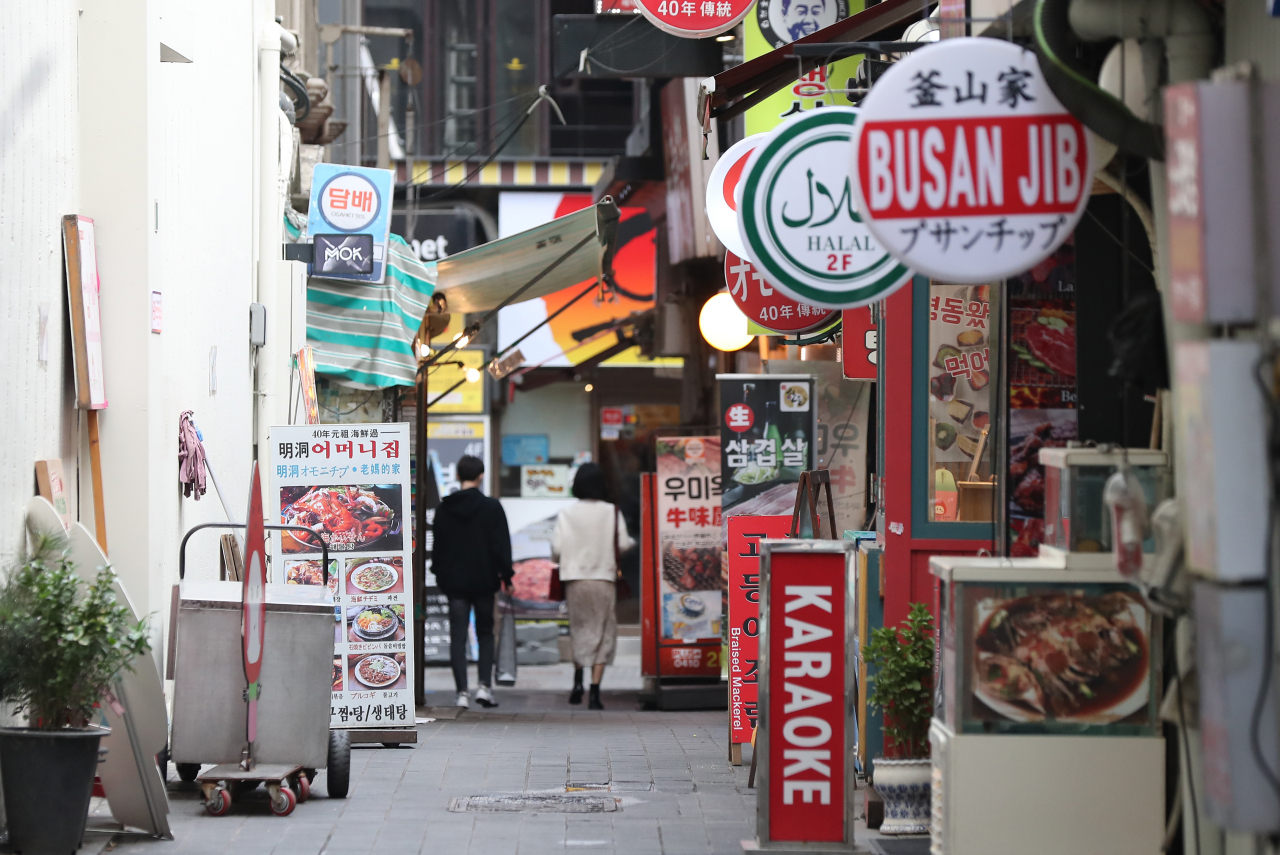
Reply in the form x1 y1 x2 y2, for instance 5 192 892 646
925 281 1000 523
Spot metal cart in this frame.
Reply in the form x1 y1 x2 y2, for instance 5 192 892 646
169 524 351 816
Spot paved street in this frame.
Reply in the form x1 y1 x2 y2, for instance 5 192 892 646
105 667 757 855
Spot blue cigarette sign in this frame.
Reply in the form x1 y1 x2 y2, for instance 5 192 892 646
306 164 394 284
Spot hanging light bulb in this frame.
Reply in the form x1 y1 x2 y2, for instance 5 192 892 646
584 383 594 392
698 291 753 352
454 333 470 349
465 367 482 384
418 342 432 359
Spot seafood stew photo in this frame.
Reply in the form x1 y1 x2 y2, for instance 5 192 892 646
969 589 1152 726
344 556 403 595
280 484 402 553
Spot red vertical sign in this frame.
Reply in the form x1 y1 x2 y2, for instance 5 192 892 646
767 551 846 843
840 307 877 380
243 462 267 747
728 515 792 745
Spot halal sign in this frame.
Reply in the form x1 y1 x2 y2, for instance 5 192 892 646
633 0 755 38
737 108 911 309
851 38 1094 283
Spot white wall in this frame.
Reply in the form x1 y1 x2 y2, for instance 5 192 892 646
77 0 275 639
500 383 593 461
0 1 81 564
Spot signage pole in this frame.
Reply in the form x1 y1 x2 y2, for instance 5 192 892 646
747 539 858 855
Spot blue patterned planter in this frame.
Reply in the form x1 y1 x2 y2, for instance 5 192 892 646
874 757 931 835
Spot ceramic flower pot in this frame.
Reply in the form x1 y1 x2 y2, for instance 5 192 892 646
874 756 932 835
0 726 106 855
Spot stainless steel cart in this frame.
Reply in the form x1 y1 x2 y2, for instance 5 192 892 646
169 524 350 815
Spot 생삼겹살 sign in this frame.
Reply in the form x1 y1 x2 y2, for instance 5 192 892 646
633 0 755 38
850 38 1094 284
270 423 414 730
737 108 912 309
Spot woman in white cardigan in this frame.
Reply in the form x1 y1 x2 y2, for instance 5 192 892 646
551 463 636 709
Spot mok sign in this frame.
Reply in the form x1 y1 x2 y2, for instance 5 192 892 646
754 539 857 853
737 108 911 309
851 38 1094 284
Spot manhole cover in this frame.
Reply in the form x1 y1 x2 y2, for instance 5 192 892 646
449 794 618 813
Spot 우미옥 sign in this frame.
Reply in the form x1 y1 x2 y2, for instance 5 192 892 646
633 0 755 38
306 164 395 284
851 38 1094 284
737 108 912 309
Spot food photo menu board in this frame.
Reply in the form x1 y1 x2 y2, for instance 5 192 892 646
270 423 415 729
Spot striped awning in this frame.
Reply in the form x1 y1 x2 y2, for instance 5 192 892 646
307 234 438 389
410 158 606 188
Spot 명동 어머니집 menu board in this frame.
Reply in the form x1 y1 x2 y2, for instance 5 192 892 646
270 423 414 730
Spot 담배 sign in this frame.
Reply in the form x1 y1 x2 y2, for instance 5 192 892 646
632 0 755 38
269 424 415 730
726 250 836 335
851 38 1094 284
306 164 395 284
737 108 912 309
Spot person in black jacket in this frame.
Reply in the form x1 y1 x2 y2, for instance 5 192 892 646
432 455 513 708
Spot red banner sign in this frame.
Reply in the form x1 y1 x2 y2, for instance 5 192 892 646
840 308 877 380
242 462 267 744
766 550 847 843
633 0 754 38
726 251 837 335
728 515 792 745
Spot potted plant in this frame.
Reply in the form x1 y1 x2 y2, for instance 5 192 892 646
864 601 935 835
0 533 149 854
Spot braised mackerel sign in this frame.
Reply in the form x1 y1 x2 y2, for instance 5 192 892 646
737 108 912 309
851 38 1093 284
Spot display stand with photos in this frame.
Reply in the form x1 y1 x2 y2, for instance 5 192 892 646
928 556 1164 855
639 435 728 711
269 423 417 747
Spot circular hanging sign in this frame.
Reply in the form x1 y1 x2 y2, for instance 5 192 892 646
756 0 849 48
318 171 381 232
850 38 1094 284
737 107 911 309
725 250 836 334
633 0 756 38
706 134 766 259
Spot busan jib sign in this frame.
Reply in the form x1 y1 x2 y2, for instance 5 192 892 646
851 38 1094 284
737 108 912 310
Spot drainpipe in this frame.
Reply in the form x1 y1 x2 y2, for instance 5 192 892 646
255 18 284 476
1068 0 1214 87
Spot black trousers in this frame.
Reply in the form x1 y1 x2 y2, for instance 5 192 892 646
448 594 495 692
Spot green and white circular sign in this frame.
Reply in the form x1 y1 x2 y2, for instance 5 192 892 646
736 107 911 309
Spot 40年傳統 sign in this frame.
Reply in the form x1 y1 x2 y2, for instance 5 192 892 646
850 38 1094 283
737 107 912 309
633 0 755 38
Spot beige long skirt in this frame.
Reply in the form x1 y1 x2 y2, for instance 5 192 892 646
565 579 617 667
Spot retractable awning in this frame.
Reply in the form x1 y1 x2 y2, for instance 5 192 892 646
434 197 619 314
698 0 926 125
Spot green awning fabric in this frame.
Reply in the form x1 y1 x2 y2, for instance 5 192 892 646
306 234 438 388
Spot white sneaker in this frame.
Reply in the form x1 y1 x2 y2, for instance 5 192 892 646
455 691 470 708
474 685 498 708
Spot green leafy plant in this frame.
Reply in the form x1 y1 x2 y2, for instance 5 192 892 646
864 602 935 759
0 533 150 730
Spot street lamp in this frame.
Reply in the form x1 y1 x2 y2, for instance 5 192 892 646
698 291 754 352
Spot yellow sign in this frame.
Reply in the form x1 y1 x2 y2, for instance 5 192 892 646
427 348 486 414
426 420 486 440
743 2 865 137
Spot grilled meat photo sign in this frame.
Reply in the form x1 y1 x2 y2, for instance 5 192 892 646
850 38 1094 284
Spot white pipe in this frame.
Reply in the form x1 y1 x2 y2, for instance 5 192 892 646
256 18 283 485
1068 0 1214 84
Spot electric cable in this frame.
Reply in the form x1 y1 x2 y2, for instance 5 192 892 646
1250 349 1280 804
495 278 601 362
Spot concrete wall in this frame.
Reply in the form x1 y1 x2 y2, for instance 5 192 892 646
0 1 82 566
501 382 593 461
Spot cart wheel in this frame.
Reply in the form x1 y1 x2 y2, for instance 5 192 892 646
326 729 351 799
205 787 231 817
292 771 310 803
270 785 297 817
176 763 200 783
